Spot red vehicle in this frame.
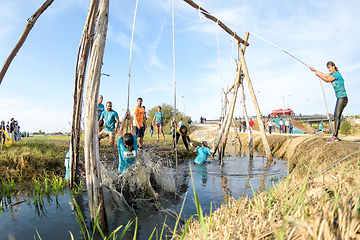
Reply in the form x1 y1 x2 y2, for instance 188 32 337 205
271 108 295 117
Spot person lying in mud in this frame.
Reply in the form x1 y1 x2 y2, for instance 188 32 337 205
310 61 348 143
193 141 215 164
118 110 138 174
64 151 86 182
174 124 193 151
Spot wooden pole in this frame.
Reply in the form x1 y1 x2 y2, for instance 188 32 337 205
0 0 54 85
231 118 242 155
240 75 253 157
84 0 109 231
238 39 273 161
69 0 100 188
217 33 250 160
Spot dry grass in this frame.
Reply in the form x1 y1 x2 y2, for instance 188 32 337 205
182 136 360 239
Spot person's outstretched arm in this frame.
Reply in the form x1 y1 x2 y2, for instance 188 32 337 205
210 142 216 154
310 67 335 82
119 110 129 137
128 111 135 135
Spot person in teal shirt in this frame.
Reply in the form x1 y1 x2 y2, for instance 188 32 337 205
310 61 348 143
64 150 86 181
117 110 138 174
98 101 119 161
98 95 105 132
152 106 165 141
194 141 215 164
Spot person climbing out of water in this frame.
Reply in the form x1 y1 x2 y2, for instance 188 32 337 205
152 106 165 141
194 141 215 164
118 110 138 174
310 61 348 143
174 124 193 151
64 150 86 182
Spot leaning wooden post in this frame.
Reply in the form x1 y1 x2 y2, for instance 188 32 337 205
0 0 54 85
70 0 100 188
238 38 273 161
240 75 253 157
218 33 250 161
84 0 109 231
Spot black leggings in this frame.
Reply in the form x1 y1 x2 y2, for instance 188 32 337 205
174 133 190 151
333 97 348 137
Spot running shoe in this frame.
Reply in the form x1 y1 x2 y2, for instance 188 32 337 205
327 136 339 143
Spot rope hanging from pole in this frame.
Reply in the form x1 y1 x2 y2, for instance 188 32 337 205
126 0 139 111
172 0 178 181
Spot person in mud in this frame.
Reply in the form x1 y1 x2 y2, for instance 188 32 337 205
152 106 165 141
98 101 119 161
64 151 86 182
310 61 348 143
174 124 193 151
118 110 137 174
98 95 105 132
194 141 215 164
133 97 146 149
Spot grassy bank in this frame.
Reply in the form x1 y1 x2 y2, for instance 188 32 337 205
0 134 198 181
184 135 360 239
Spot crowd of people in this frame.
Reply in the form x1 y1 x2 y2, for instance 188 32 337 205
77 95 196 176
68 60 349 176
0 118 23 144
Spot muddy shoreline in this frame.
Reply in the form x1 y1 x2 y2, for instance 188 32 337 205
186 126 360 239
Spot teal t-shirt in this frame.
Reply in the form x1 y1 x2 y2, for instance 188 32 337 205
98 103 105 120
118 135 138 174
194 147 211 164
330 71 347 98
64 152 81 180
100 110 119 131
154 111 165 123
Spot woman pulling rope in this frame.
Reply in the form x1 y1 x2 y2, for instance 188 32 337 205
310 61 348 143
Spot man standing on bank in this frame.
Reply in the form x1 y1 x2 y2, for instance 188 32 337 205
310 61 348 143
152 106 165 141
98 101 119 161
133 97 146 149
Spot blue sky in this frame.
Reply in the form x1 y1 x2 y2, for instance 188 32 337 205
0 0 359 133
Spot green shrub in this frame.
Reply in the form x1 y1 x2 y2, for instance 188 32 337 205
340 120 351 135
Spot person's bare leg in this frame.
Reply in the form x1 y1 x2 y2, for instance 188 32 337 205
161 125 165 141
110 136 116 159
139 136 143 148
156 126 160 141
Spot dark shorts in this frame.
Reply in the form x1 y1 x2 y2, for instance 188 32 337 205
155 123 163 128
134 126 145 137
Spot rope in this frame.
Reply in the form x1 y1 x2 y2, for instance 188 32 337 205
172 0 178 183
127 0 139 111
196 8 311 68
226 33 235 90
151 1 171 66
318 77 332 131
215 20 223 117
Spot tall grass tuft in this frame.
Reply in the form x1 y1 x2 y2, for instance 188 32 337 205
189 162 208 239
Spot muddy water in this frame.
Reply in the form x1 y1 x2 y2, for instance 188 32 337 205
0 153 287 239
